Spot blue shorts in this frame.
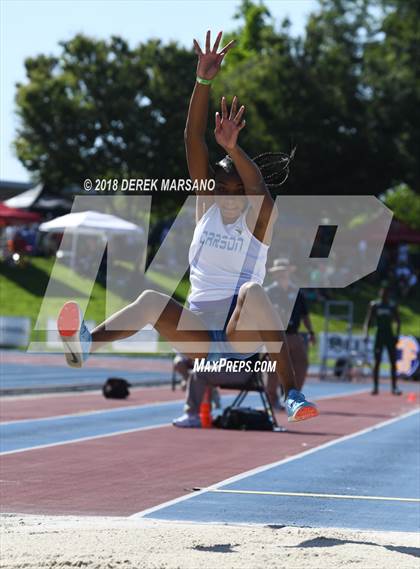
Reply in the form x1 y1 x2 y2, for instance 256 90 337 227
189 295 262 362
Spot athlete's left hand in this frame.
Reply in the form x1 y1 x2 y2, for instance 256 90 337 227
214 96 246 150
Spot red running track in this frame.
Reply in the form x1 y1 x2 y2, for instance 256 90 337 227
1 392 417 517
0 387 184 422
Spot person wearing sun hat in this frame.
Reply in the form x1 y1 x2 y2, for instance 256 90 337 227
264 258 316 407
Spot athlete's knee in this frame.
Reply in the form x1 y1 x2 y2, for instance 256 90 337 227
238 282 266 315
135 288 155 304
134 289 165 319
239 281 265 301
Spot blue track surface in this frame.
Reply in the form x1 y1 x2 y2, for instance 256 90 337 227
0 364 169 390
0 400 182 453
0 353 399 392
0 383 368 453
0 364 404 393
1 362 373 392
145 411 420 532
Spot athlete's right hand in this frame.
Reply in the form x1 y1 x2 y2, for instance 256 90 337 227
214 96 246 150
193 30 235 81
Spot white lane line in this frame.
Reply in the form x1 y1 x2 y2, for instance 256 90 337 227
0 387 369 426
309 387 368 401
130 408 420 518
0 388 372 456
0 398 185 426
201 489 420 503
0 422 170 456
0 385 169 402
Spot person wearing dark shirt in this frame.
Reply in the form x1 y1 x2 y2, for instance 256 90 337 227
364 287 402 395
264 258 316 406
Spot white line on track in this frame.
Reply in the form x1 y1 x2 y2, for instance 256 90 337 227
129 408 420 518
0 385 169 402
0 422 170 456
0 387 369 426
202 488 420 503
0 398 185 426
0 388 373 456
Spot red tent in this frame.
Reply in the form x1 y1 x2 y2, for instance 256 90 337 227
385 219 420 245
0 202 41 227
341 217 420 245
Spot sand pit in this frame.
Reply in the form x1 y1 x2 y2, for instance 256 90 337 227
1 514 419 568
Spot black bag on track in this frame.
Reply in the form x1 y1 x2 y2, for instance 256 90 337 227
213 406 273 431
102 377 131 399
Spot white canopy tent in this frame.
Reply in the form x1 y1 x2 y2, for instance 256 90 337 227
5 184 43 209
39 210 144 269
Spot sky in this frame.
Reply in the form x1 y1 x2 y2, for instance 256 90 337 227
1 0 318 183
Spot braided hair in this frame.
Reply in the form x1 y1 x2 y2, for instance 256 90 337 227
215 147 296 190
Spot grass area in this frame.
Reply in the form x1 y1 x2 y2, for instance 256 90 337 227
0 257 192 351
147 269 191 302
308 281 419 337
1 257 418 352
0 257 130 345
1 258 114 320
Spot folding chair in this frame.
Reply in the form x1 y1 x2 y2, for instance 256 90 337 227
217 353 282 432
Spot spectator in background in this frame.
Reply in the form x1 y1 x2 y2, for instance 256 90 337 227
173 354 194 390
172 364 245 428
172 354 220 425
19 225 37 254
4 225 17 258
264 259 316 408
364 286 402 396
395 262 416 297
5 226 33 265
397 243 409 265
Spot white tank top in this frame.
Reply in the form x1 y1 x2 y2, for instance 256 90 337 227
188 204 269 306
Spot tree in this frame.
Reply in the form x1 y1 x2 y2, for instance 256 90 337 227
383 185 420 229
212 0 378 197
213 0 420 197
363 0 420 194
14 35 195 217
13 0 420 215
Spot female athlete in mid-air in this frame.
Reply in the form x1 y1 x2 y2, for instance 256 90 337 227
58 31 318 424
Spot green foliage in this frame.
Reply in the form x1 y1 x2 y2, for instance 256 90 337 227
14 35 195 216
213 0 377 196
363 0 420 193
227 0 274 60
13 0 420 218
2 258 419 343
383 184 420 229
213 0 420 198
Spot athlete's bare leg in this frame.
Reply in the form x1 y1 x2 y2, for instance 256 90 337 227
90 290 210 358
225 282 297 396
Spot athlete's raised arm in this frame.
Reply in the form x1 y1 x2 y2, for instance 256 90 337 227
214 96 278 244
184 31 235 222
